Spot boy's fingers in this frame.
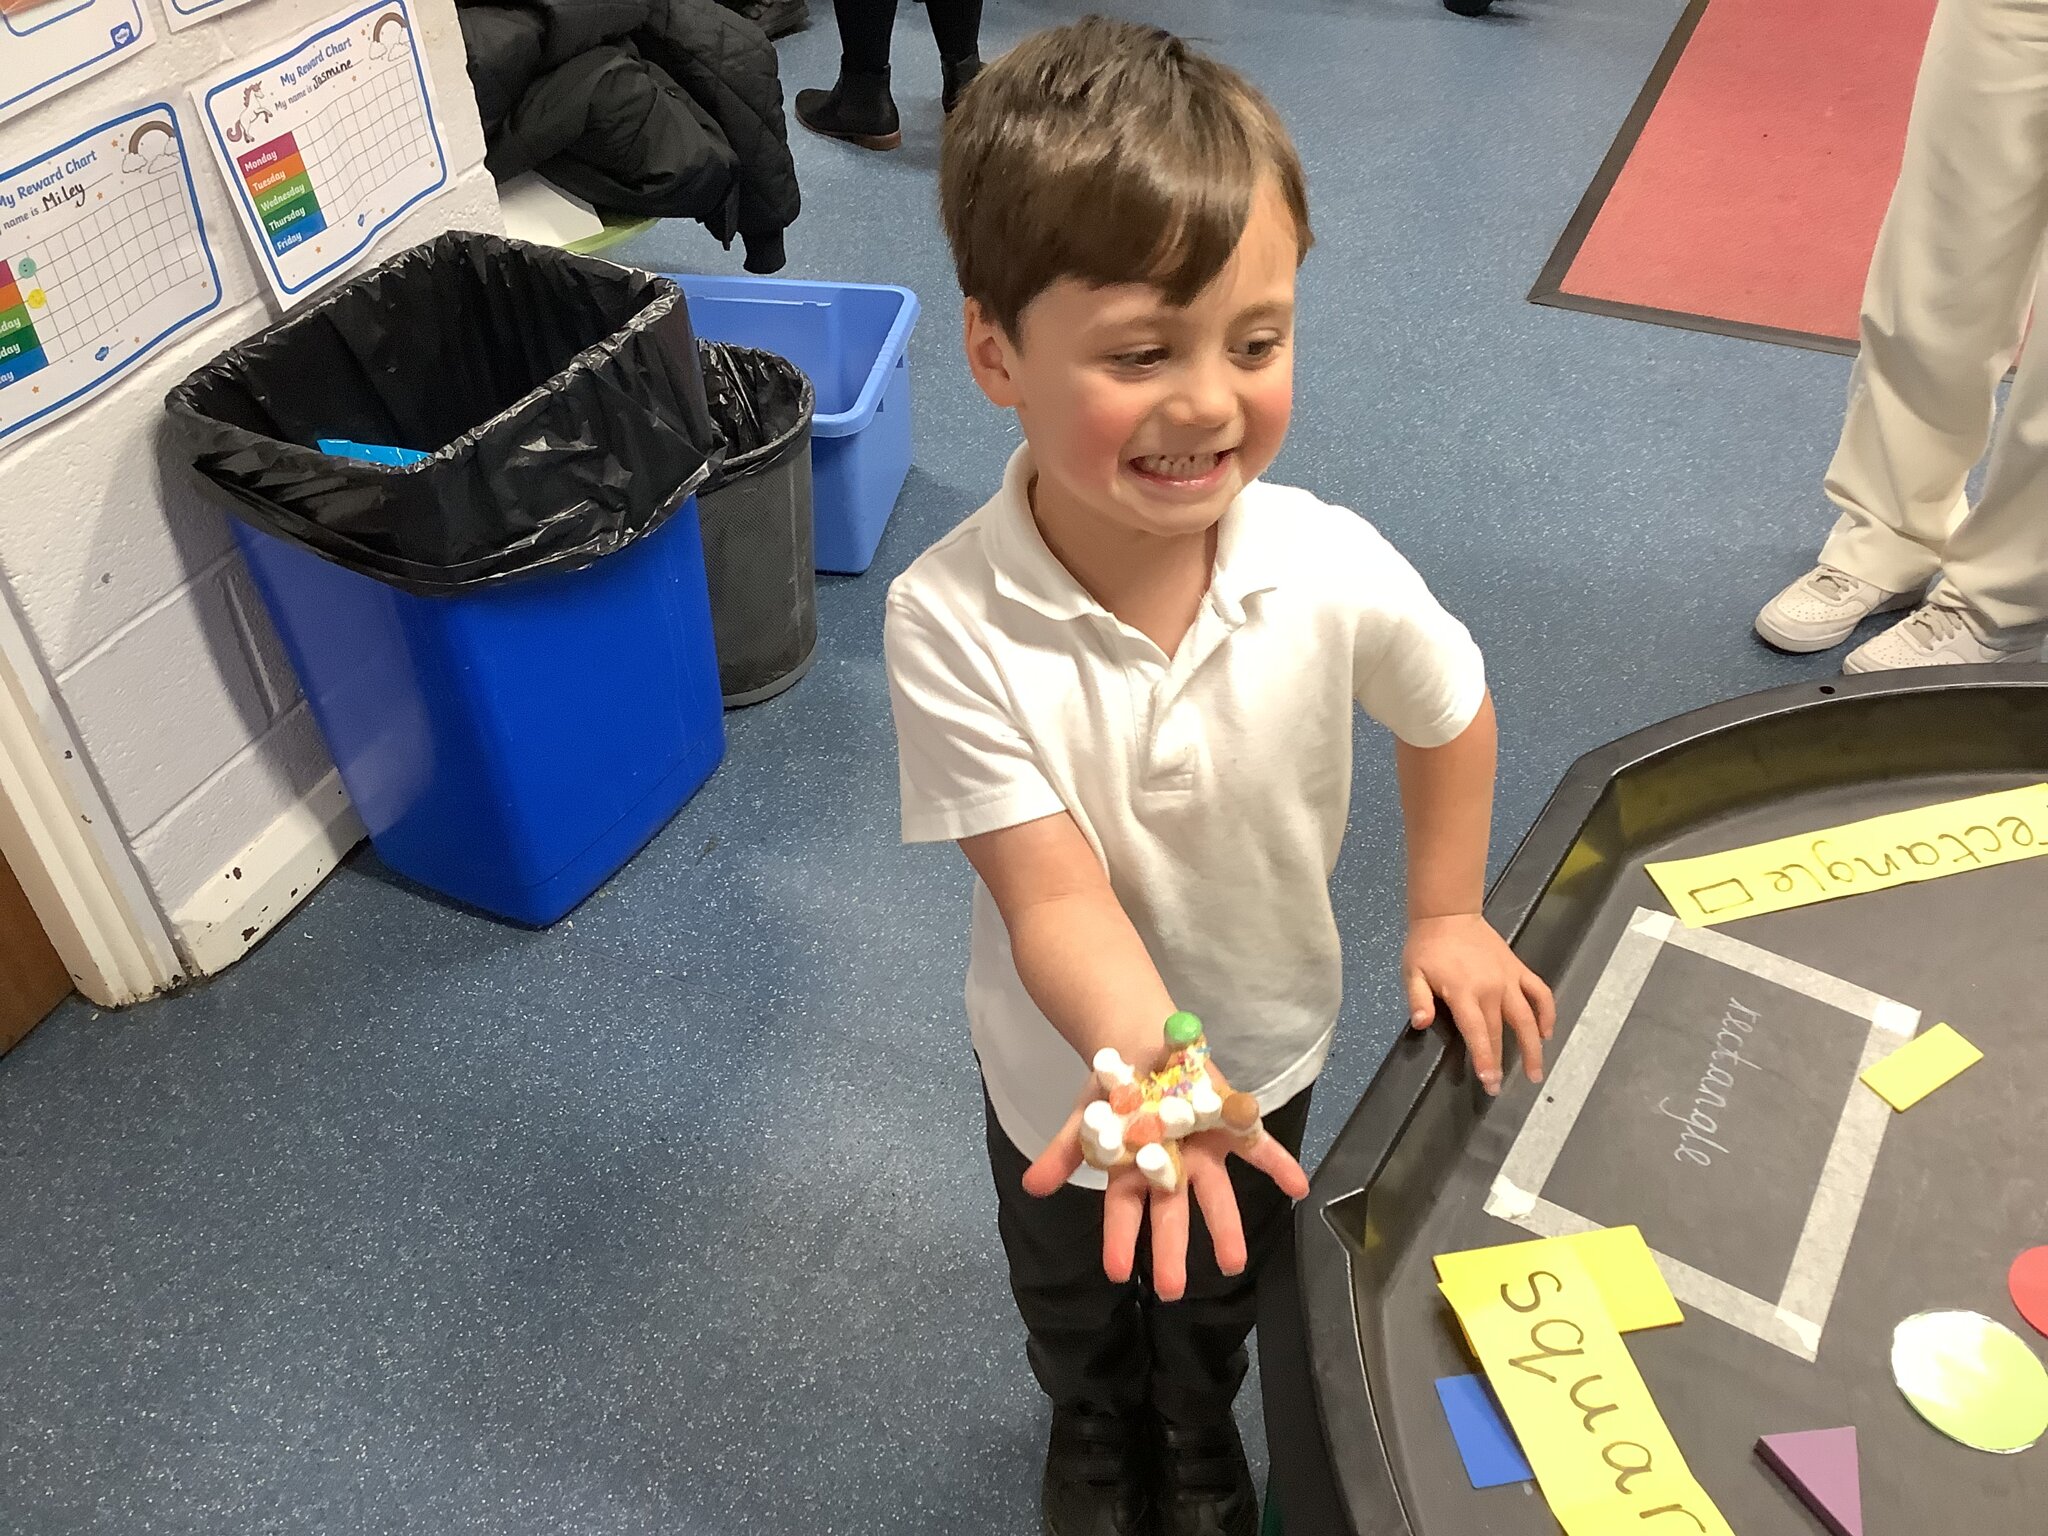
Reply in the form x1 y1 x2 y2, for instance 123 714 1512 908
1445 989 1503 1095
1503 986 1545 1084
1526 970 1558 1038
1102 1177 1144 1284
1191 1161 1248 1276
1404 968 1435 1030
1022 1106 1087 1198
1149 1186 1190 1302
1239 1133 1311 1200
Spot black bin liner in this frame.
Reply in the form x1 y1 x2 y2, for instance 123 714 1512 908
164 231 721 595
698 341 817 706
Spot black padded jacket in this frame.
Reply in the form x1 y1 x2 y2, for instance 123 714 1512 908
458 0 799 272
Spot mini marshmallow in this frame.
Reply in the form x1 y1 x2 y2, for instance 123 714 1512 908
1093 1047 1137 1093
1135 1141 1183 1194
1190 1081 1224 1131
1080 1101 1121 1159
1158 1096 1197 1138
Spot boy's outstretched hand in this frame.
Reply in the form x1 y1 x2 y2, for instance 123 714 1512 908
1021 1090 1310 1301
1403 912 1555 1096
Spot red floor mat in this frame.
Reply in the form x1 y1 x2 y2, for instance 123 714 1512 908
1533 0 1937 353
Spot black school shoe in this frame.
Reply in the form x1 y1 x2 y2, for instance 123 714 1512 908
1043 1406 1155 1536
1154 1418 1258 1536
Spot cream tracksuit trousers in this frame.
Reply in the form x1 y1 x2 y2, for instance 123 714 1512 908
1820 0 2048 633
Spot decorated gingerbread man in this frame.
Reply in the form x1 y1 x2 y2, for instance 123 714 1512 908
1078 1012 1267 1194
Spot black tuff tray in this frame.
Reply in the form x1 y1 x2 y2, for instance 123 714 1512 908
1260 668 2048 1534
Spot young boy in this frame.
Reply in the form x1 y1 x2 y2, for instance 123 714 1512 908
885 19 1554 1536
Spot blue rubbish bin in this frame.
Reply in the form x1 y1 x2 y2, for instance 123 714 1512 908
229 494 724 926
169 234 726 925
670 273 918 575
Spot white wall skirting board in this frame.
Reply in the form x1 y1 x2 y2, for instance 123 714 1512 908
172 769 366 976
0 591 182 1008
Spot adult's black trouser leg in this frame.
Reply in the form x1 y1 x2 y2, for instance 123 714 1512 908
832 0 981 74
921 0 982 63
831 0 895 74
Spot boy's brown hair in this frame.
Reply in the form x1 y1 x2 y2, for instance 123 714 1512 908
939 17 1314 341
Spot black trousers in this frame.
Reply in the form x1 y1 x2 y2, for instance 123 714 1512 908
832 0 982 75
983 1084 1313 1428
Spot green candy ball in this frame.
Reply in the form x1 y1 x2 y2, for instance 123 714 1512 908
1164 1011 1204 1046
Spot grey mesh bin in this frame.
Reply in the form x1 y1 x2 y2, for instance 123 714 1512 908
697 342 817 706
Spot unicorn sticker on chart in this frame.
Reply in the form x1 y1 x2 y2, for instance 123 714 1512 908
119 118 178 175
222 82 273 146
366 10 408 61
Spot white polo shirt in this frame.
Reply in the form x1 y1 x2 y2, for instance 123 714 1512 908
885 446 1487 1185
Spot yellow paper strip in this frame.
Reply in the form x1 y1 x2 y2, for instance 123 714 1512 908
1440 1245 1733 1535
1644 783 2048 927
1436 1226 1682 1334
1861 1022 1983 1111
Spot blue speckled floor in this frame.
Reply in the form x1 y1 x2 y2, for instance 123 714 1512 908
2 2 1879 1530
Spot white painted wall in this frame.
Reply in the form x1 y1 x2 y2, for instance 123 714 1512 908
0 0 503 983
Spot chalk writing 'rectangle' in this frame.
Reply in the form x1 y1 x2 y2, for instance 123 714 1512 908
1660 998 1760 1167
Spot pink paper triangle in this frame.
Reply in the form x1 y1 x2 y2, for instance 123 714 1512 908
1756 1427 1862 1536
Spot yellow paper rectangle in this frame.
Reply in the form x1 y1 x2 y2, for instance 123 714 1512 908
1861 1022 1983 1110
1644 783 2048 927
1440 1244 1733 1536
1436 1226 1682 1333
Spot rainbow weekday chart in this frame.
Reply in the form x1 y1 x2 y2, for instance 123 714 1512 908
0 104 221 447
237 131 324 258
194 0 446 304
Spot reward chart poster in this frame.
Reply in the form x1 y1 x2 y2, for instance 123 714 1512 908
194 0 446 304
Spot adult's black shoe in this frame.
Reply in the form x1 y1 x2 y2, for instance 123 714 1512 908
793 70 901 151
942 55 984 115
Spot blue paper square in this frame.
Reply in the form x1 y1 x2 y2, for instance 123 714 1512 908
1435 1374 1533 1489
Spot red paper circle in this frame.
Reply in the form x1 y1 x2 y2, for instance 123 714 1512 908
2012 1247 2048 1338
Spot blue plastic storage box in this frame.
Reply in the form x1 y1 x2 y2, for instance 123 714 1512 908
230 495 726 927
670 274 919 575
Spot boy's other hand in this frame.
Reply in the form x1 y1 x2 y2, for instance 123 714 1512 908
1403 912 1555 1096
1022 1095 1310 1301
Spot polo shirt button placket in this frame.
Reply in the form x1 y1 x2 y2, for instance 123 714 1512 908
1147 685 1199 789
1146 601 1235 788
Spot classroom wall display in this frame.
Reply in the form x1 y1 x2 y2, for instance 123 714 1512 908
191 0 446 305
1481 907 1919 1363
0 103 222 448
0 0 155 127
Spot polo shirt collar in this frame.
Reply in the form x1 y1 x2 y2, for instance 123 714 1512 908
985 445 1282 625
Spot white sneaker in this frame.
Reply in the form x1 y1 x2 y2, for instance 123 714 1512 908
1842 597 2045 673
1755 565 1922 653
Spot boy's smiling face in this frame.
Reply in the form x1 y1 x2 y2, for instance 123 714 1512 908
965 178 1301 545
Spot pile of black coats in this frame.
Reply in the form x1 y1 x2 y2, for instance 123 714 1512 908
457 0 802 272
